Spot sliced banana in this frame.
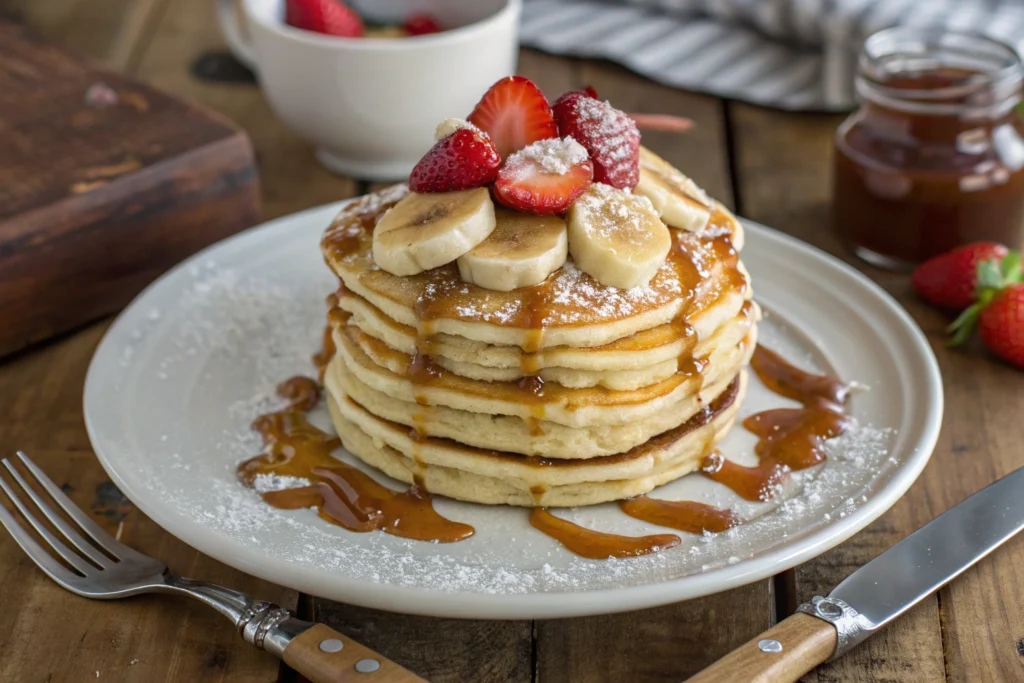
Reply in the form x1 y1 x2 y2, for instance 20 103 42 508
457 209 568 291
567 184 671 290
634 146 712 233
372 188 496 276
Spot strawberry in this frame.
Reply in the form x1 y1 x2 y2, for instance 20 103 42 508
947 250 1024 366
552 89 641 190
404 13 442 35
493 137 593 215
467 77 558 160
912 242 1009 310
286 0 364 37
408 127 500 193
978 284 1024 369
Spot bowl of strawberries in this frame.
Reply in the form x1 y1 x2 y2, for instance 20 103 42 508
217 0 520 179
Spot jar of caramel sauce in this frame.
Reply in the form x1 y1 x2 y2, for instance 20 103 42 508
834 29 1024 269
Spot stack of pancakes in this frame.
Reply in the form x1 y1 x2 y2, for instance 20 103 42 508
319 184 758 507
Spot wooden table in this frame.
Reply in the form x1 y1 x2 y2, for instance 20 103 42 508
2 2 1024 681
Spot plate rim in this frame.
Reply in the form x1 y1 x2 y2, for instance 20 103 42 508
84 199 943 620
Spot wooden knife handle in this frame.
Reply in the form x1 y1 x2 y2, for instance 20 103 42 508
685 613 837 683
282 623 427 682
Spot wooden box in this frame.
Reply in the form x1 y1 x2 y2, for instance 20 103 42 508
0 21 262 358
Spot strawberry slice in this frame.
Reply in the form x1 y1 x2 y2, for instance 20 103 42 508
286 0 364 36
552 90 640 190
493 137 594 215
467 77 558 160
409 127 501 193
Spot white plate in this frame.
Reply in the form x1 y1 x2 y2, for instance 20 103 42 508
84 201 943 620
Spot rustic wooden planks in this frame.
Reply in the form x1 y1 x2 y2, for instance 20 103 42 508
729 102 1024 682
0 323 297 683
0 21 261 359
131 0 359 220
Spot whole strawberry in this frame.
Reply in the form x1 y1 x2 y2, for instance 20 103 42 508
286 0 364 36
552 89 640 190
947 250 1024 369
978 284 1024 369
912 242 1009 310
409 127 500 193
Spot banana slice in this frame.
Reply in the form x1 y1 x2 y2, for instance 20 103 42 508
634 146 712 233
372 188 496 276
567 183 671 289
457 209 567 291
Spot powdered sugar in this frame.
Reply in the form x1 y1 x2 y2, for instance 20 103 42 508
504 136 589 176
574 183 660 240
85 202 922 609
434 118 484 141
573 97 639 164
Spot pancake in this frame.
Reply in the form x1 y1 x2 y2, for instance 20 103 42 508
332 321 754 429
322 187 749 350
326 372 745 507
317 173 756 507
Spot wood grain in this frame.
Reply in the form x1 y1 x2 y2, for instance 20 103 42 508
0 0 166 69
686 613 836 683
313 604 532 683
131 0 359 219
0 21 261 359
282 623 427 683
0 322 296 682
729 101 1024 681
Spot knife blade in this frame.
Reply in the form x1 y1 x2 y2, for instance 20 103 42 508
805 463 1024 656
687 464 1024 683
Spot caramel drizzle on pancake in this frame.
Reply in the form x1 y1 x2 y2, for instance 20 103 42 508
238 376 473 543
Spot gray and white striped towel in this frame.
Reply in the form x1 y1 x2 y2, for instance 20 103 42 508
519 0 1024 112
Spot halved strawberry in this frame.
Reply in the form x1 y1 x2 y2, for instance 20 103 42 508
493 137 594 215
286 0 364 37
552 89 640 190
408 128 500 193
467 77 558 160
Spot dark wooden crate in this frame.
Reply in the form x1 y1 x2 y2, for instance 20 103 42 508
0 21 262 357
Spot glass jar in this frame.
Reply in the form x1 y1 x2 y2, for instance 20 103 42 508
833 28 1024 270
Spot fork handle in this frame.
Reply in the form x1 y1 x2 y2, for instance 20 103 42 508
281 622 427 682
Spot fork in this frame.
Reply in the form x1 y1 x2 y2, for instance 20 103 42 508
0 451 426 683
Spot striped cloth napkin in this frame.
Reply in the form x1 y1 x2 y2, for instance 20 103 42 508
519 0 1024 112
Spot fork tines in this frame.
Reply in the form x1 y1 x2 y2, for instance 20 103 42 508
0 452 128 583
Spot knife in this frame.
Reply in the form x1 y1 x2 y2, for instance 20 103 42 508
687 464 1024 682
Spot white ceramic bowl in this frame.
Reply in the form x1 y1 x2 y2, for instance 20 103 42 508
217 0 520 179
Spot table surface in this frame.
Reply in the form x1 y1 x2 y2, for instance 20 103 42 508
2 1 1024 681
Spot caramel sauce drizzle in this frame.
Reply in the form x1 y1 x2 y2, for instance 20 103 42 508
701 345 852 501
238 376 473 543
529 508 680 560
619 496 740 534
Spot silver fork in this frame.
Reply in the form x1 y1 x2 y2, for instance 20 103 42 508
0 451 425 683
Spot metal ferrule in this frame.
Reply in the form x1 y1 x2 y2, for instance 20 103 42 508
796 596 873 659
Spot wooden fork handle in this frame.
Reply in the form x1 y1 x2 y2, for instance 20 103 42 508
282 622 427 682
685 613 838 683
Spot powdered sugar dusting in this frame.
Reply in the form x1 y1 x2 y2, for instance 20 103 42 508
573 97 639 164
434 118 484 141
86 203 921 609
505 136 589 176
575 183 660 241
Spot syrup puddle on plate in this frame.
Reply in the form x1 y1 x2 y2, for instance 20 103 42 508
239 340 853 561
